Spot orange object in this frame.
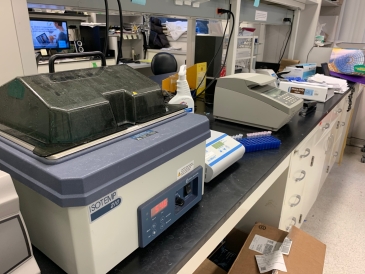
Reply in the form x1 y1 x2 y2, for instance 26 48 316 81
162 62 207 93
187 62 207 94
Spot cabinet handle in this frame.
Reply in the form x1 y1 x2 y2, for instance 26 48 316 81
334 152 339 157
286 217 297 231
290 195 301 207
325 135 334 152
337 108 343 114
322 123 330 130
300 148 310 158
295 170 306 182
342 122 346 127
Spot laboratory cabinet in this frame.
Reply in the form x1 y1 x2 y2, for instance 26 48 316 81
281 91 355 232
238 89 358 236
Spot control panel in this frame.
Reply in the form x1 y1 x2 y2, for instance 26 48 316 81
276 93 301 106
137 167 203 247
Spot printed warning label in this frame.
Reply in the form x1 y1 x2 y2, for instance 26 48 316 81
177 161 194 179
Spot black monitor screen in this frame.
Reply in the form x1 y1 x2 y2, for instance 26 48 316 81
30 20 70 50
0 215 31 273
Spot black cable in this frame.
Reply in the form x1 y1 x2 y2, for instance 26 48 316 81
116 0 123 64
306 46 314 63
278 26 290 62
197 10 235 98
194 16 230 96
278 15 294 63
104 0 109 57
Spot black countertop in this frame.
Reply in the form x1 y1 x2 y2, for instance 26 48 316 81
33 92 350 274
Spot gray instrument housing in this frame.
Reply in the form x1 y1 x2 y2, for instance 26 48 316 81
213 73 303 131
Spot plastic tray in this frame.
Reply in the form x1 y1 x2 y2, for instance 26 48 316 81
237 136 281 152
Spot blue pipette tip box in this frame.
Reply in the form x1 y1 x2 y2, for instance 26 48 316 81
237 136 281 152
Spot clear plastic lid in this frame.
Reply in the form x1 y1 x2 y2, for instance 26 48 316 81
0 65 185 156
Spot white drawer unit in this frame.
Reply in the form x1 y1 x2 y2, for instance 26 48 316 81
319 125 337 190
301 129 331 219
280 134 314 231
331 97 346 126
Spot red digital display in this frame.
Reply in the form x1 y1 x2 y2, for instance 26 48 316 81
151 198 168 217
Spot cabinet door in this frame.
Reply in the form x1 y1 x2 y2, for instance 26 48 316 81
319 125 337 190
331 97 346 128
301 136 328 219
328 137 342 173
337 97 355 164
280 136 313 231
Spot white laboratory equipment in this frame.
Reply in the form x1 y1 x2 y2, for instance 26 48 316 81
0 64 210 274
205 130 245 182
214 73 303 131
0 171 40 274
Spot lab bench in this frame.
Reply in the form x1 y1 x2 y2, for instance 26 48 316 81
32 85 361 274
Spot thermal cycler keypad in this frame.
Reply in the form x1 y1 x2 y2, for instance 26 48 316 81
277 94 301 106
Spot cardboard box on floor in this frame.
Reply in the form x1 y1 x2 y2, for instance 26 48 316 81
229 223 326 274
193 229 248 274
195 223 326 274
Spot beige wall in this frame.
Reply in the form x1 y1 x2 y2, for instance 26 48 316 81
0 0 37 85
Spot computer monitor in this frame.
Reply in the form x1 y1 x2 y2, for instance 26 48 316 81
30 20 70 50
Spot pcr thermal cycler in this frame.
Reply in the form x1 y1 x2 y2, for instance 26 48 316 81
214 73 303 131
0 64 210 274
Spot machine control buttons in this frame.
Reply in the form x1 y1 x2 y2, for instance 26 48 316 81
160 223 164 229
160 216 165 223
152 229 157 236
152 223 157 229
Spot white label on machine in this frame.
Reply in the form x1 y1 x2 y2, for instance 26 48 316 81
177 161 194 179
249 235 281 254
88 191 122 222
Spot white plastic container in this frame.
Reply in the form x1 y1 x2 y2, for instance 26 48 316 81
169 65 194 113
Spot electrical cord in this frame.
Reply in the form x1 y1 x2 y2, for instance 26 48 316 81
194 16 230 96
196 10 235 98
278 27 290 62
278 15 293 63
347 85 355 112
306 46 314 63
104 0 109 58
116 0 123 64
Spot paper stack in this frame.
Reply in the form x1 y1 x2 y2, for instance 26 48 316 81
308 74 349 93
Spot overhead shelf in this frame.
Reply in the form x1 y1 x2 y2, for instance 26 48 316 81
109 33 142 40
29 11 89 21
321 0 339 6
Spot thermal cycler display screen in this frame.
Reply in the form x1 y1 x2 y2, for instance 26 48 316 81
151 198 168 217
264 88 287 99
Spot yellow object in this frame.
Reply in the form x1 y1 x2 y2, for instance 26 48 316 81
162 74 178 92
187 62 207 94
139 59 152 63
161 62 207 93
